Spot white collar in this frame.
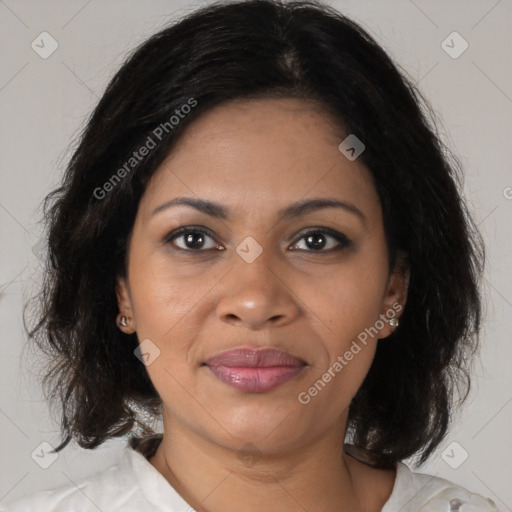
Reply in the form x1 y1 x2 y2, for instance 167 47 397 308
125 446 192 511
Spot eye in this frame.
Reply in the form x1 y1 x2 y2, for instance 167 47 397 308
290 228 351 253
165 226 223 251
165 226 351 253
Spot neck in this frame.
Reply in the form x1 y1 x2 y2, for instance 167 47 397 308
148 414 395 512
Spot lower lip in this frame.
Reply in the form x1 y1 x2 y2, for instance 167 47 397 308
205 365 305 393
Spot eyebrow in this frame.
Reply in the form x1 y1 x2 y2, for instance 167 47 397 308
151 196 366 225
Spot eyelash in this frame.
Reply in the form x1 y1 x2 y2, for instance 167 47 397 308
164 226 352 254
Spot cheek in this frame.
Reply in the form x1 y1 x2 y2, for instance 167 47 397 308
296 252 387 399
127 252 226 392
311 257 389 339
128 248 213 338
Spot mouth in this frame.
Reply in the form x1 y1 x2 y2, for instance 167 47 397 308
203 347 307 393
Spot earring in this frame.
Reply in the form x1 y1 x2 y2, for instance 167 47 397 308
118 315 129 328
389 317 399 329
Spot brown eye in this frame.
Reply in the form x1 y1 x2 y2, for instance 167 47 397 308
290 228 351 252
166 227 221 251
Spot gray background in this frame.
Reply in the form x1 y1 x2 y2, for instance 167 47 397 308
1 0 511 508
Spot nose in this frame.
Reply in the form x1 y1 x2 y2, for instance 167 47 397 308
215 250 300 330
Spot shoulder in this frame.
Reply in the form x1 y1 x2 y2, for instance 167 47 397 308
383 462 502 511
0 449 140 512
0 435 190 512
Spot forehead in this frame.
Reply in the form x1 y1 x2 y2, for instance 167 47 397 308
138 98 380 223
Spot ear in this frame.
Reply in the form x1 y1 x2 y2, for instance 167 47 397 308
377 252 410 339
116 276 137 334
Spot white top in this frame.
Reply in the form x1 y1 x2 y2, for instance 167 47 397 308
1 435 501 512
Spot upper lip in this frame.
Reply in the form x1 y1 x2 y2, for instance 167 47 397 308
205 347 306 368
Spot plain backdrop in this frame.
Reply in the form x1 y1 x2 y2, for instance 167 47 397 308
1 0 511 508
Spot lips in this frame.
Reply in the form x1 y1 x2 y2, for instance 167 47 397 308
205 347 306 368
204 347 307 393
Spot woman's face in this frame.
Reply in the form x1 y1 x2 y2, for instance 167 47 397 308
117 98 408 455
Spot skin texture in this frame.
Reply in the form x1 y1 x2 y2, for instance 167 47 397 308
116 98 409 512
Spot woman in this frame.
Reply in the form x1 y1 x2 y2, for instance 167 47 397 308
4 0 500 510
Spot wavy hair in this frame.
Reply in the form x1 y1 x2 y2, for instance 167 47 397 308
25 0 484 468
